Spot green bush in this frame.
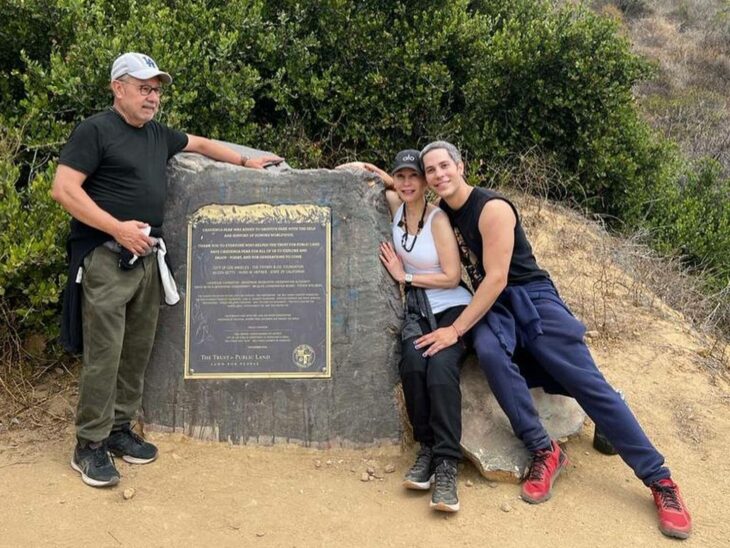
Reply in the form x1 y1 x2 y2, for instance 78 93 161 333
646 159 730 287
0 0 727 348
459 3 662 216
0 129 68 341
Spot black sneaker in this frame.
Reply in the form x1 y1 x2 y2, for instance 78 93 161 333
107 423 158 464
403 445 434 490
430 459 459 512
70 441 120 488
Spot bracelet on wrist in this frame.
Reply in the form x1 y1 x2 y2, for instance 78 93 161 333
452 324 463 339
240 154 249 167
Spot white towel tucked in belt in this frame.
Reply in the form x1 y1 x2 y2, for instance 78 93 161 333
156 238 180 305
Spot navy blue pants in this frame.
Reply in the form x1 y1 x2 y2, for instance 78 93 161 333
472 280 670 486
400 305 467 464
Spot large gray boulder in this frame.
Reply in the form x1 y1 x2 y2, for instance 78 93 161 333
143 147 403 447
460 356 586 481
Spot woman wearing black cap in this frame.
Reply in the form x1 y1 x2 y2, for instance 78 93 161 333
338 151 472 513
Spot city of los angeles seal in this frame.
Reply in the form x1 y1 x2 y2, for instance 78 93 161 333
293 344 316 369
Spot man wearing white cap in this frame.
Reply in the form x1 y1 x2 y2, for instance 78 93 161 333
52 52 282 488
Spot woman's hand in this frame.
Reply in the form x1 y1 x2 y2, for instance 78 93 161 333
336 162 381 175
336 162 393 189
379 241 406 283
336 161 368 171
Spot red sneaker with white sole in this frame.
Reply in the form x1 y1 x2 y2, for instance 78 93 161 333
650 478 692 539
521 440 568 504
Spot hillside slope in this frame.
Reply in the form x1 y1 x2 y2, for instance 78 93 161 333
0 197 728 547
596 0 730 171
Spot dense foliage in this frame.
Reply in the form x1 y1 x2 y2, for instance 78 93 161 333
1 0 727 349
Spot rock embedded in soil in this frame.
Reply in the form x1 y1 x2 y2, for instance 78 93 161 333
145 145 402 448
460 357 585 481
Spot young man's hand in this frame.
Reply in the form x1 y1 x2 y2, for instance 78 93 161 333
414 327 460 357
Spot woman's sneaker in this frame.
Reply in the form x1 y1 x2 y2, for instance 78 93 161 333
70 441 120 487
106 423 158 464
403 445 434 490
430 459 459 512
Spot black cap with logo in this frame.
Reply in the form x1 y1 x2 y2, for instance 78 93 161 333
391 149 423 176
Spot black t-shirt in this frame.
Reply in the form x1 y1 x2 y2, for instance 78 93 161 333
59 109 188 227
58 109 188 353
439 187 550 287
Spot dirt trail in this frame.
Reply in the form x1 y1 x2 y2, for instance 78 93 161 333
2 197 728 547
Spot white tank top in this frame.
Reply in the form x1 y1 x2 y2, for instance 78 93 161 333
392 205 472 314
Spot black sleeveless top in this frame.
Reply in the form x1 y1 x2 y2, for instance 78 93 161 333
439 187 549 287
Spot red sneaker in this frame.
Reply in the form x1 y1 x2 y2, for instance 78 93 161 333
650 479 692 539
521 440 568 504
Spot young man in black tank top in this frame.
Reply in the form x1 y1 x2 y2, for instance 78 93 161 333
413 141 692 540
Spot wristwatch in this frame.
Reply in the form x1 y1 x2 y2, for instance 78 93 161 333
404 273 413 287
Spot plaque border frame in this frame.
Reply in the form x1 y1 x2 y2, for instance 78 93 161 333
183 204 332 380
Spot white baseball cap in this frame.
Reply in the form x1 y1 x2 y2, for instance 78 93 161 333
111 52 172 84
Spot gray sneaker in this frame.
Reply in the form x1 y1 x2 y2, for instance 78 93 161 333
107 423 158 464
430 459 459 512
403 445 434 490
70 441 120 488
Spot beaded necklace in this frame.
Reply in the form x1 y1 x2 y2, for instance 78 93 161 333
398 200 427 253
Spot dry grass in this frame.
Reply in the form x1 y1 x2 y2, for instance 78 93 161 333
508 186 729 379
482 149 728 349
594 0 730 171
516 192 641 340
672 399 711 443
0 301 76 434
593 0 653 19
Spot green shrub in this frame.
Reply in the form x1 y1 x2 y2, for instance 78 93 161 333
0 0 727 349
646 159 730 286
0 128 68 341
459 3 659 214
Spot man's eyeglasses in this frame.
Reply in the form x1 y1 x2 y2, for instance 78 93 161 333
116 80 165 96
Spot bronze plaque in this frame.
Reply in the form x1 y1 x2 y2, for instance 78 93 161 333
185 204 331 379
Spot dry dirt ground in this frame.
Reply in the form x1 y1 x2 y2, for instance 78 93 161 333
1 197 729 547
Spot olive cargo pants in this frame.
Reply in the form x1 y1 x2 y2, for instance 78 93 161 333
76 245 161 443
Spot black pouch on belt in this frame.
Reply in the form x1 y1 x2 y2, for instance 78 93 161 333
118 247 142 270
117 226 163 271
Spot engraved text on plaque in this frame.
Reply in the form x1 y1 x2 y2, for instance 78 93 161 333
185 204 331 378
